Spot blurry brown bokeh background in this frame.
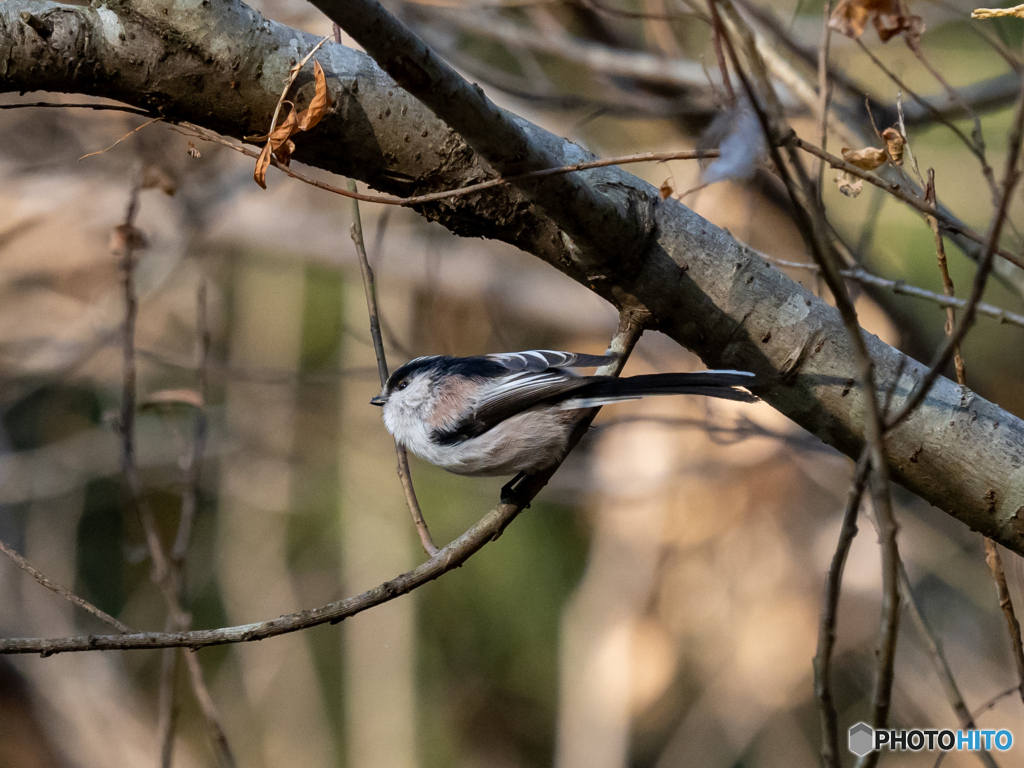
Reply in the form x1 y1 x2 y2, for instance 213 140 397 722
2 0 1024 766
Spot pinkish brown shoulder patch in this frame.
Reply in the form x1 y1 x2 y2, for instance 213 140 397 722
427 376 476 428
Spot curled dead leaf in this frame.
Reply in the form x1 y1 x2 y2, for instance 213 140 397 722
828 0 924 42
141 388 205 410
836 172 864 198
110 224 148 255
972 4 1024 17
882 127 905 166
841 145 888 171
659 179 674 200
253 60 333 189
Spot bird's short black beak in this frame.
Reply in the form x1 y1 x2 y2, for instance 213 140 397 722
370 395 387 406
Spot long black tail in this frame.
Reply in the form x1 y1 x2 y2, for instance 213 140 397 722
565 371 758 407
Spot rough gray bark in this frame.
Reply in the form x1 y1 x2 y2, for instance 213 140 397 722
3 0 1024 553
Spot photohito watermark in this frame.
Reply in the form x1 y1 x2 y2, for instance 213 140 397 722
848 723 1013 757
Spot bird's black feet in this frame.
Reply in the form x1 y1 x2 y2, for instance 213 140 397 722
500 472 529 506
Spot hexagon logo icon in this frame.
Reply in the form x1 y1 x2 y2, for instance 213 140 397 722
849 722 874 757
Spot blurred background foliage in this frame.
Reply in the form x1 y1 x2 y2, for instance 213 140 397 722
2 0 1024 766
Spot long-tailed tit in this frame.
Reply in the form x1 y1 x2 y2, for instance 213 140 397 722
371 350 757 484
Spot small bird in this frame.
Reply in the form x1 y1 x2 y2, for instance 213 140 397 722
370 350 757 489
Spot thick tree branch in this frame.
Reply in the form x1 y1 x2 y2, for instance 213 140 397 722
4 0 1024 555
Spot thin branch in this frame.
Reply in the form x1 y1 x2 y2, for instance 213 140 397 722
926 171 966 389
177 123 720 209
984 540 1024 704
792 137 1024 273
0 539 131 634
932 170 1024 702
922 175 1024 701
115 178 188 766
900 561 1001 768
426 10 715 93
0 101 154 115
710 8 900 760
156 639 181 768
0 314 644 656
816 0 834 199
708 0 736 105
117 182 234 768
814 450 869 768
759 253 1024 330
348 177 438 557
78 117 164 162
906 42 997 202
183 652 238 768
166 276 236 768
172 277 210 565
884 78 1024 432
855 38 986 169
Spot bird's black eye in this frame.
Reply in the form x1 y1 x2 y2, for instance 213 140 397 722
397 380 409 391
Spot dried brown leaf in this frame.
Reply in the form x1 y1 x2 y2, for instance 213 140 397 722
296 61 331 132
110 224 148 255
882 127 905 166
254 142 274 189
253 62 333 188
187 141 201 159
841 145 888 170
836 172 864 198
659 179 674 200
141 388 205 410
828 0 923 42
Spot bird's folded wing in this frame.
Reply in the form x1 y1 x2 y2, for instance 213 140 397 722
432 371 594 444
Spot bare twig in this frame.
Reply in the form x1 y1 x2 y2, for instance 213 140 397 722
116 177 174 589
708 9 899 761
156 637 181 768
884 78 1024 432
907 42 997 202
814 450 869 768
0 539 131 634
116 182 234 768
165 276 236 768
855 38 985 169
792 137 1024 273
178 123 719 209
183 652 238 768
0 315 644 656
816 0 834 198
708 0 736 106
78 117 164 162
934 170 1024 698
348 177 438 556
758 253 1024 330
172 278 211 566
984 540 1024 704
925 171 966 389
115 177 189 766
0 101 154 115
900 561 1000 768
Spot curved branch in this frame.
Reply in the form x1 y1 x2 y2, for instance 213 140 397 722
0 314 643 655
